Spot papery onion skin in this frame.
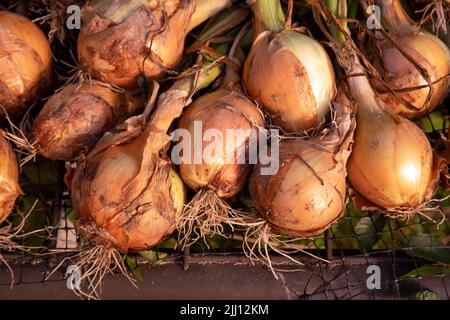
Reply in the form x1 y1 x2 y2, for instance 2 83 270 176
72 120 186 252
0 130 21 224
243 30 335 133
177 88 264 198
372 0 450 118
78 0 231 88
33 84 143 161
0 11 52 116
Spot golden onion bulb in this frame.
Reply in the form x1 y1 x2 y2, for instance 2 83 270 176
372 0 450 118
249 93 355 237
346 57 442 210
177 88 264 198
243 0 335 133
33 84 144 161
0 130 21 224
78 0 231 88
0 11 52 116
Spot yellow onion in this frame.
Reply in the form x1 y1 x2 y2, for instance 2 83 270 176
78 0 232 88
33 84 144 161
249 90 355 237
0 130 21 224
0 11 52 116
346 57 444 210
243 0 335 133
370 0 450 118
71 63 220 252
177 79 264 198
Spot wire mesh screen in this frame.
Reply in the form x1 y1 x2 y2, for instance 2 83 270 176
1 157 448 300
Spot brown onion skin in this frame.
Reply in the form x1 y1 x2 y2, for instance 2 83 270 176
250 139 347 237
33 84 143 161
373 33 450 118
177 88 264 198
77 0 195 89
0 130 21 224
0 11 52 117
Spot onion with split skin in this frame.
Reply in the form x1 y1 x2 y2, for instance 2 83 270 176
243 0 336 133
249 90 355 237
369 0 450 118
0 130 21 224
78 0 232 88
33 84 144 161
0 11 52 117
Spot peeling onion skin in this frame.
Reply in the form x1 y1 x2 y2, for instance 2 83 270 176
243 30 336 133
78 0 231 88
0 130 21 224
0 11 52 117
71 122 186 252
249 94 355 237
33 84 144 161
372 0 450 118
177 87 264 198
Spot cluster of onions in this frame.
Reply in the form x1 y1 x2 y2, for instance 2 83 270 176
0 130 21 224
78 0 233 88
32 84 144 161
367 0 450 118
243 0 336 133
0 10 52 117
68 61 220 298
313 0 446 215
175 30 265 246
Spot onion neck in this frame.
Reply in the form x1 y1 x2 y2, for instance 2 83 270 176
346 58 385 118
251 0 285 34
375 0 416 33
188 0 233 31
146 63 222 134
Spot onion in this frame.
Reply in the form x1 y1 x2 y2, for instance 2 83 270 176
369 0 450 118
78 0 232 88
243 0 336 133
313 0 446 213
0 11 52 116
33 84 144 161
346 61 444 210
71 62 221 252
249 89 355 237
0 130 21 224
174 24 264 245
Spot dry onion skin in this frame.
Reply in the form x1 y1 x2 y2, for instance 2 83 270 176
249 90 355 238
370 0 450 118
0 130 21 224
176 64 264 245
0 11 52 117
33 84 144 161
78 0 232 88
243 0 336 133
